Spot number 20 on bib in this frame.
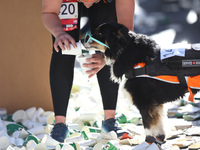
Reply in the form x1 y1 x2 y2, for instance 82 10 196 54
59 0 78 31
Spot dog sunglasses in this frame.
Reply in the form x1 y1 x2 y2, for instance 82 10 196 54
84 33 110 49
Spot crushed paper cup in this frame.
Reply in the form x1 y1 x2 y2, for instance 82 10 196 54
26 140 37 150
65 134 84 143
172 138 194 148
103 142 118 150
93 143 103 150
82 126 101 134
46 113 55 125
34 143 47 150
56 144 75 150
41 134 59 147
108 140 120 149
9 137 15 146
12 110 27 122
25 107 36 120
88 133 101 139
188 142 200 149
32 107 44 122
15 138 24 147
0 118 6 130
116 113 127 124
79 113 97 122
6 123 24 135
24 135 39 145
22 120 43 129
77 139 96 147
101 131 118 140
0 136 10 150
57 142 80 150
78 55 93 75
27 125 45 135
0 130 9 138
6 146 15 150
0 108 7 120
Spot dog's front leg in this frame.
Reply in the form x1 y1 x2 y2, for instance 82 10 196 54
139 104 166 145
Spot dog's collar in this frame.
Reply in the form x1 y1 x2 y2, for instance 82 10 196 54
114 39 132 60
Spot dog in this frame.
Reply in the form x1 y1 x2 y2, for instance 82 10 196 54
82 22 200 145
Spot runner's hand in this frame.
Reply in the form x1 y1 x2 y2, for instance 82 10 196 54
54 32 77 52
83 53 106 78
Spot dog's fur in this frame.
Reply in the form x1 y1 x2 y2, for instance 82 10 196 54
83 23 199 143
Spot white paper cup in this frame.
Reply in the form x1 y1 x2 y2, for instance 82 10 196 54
32 107 44 122
93 143 103 150
78 55 92 75
15 138 24 147
27 125 45 135
25 107 36 120
62 42 82 55
0 136 10 150
41 134 59 147
34 143 47 150
12 110 27 122
26 140 37 150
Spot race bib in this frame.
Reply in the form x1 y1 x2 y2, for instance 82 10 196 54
59 0 78 31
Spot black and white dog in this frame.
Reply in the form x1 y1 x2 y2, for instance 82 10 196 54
83 22 199 144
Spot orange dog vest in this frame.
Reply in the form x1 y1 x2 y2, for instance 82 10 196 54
133 63 200 102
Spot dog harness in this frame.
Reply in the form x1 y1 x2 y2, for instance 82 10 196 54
125 43 200 102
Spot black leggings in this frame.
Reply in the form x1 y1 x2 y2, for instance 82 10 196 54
50 0 119 116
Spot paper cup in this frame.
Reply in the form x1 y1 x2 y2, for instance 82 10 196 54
41 134 59 147
9 137 15 145
15 138 24 147
12 110 27 122
79 113 97 122
93 143 103 150
27 125 45 135
24 135 39 145
32 107 44 122
47 113 55 125
57 142 80 150
77 139 96 147
0 130 9 138
0 108 7 120
65 134 84 143
34 143 47 150
6 146 15 150
82 126 101 134
0 136 10 150
116 114 127 124
26 140 37 150
62 42 82 55
25 107 36 120
103 142 119 150
78 55 92 75
6 123 24 136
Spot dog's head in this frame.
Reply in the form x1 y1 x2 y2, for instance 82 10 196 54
83 22 132 60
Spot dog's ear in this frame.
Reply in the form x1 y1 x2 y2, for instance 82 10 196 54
112 24 130 44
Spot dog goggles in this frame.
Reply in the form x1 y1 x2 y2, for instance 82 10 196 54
84 33 110 49
78 0 100 3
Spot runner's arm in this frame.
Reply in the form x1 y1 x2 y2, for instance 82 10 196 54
115 0 135 31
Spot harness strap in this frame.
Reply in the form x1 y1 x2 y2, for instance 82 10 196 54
177 75 188 88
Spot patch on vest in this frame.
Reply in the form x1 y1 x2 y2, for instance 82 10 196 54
182 59 200 67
